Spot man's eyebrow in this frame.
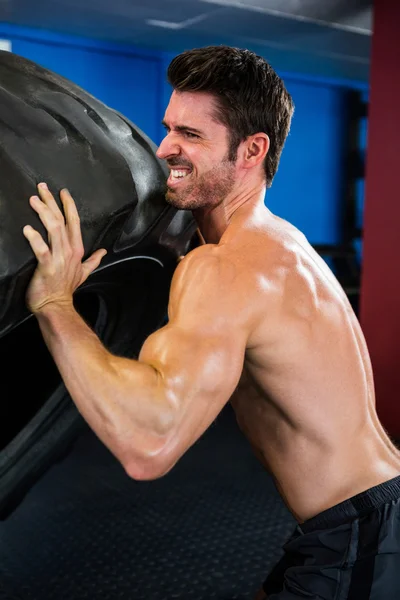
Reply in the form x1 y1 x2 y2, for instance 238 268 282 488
161 120 204 135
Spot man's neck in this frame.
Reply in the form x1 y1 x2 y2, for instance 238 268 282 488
193 186 267 245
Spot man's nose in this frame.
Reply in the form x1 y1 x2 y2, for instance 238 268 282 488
156 134 180 159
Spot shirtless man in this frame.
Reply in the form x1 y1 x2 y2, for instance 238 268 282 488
22 46 400 598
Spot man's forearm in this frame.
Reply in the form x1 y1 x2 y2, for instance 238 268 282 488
35 303 174 477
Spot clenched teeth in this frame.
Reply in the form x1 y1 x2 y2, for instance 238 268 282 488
171 169 190 179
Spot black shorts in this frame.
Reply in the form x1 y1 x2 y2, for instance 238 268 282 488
263 475 400 599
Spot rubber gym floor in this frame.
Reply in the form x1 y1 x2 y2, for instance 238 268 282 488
0 403 295 600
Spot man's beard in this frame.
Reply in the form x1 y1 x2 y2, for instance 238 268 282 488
165 158 237 211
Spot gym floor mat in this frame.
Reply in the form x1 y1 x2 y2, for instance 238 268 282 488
0 404 295 600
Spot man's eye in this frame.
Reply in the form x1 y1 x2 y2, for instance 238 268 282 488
184 131 199 139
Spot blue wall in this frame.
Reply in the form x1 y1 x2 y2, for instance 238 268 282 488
0 23 369 246
268 79 347 245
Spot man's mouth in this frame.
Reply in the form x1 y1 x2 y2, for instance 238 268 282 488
168 168 192 186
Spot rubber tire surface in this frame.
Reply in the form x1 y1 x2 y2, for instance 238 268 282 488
0 50 197 519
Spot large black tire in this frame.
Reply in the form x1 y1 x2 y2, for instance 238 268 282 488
0 51 197 519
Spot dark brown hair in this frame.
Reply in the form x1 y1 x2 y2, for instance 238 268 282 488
167 45 294 188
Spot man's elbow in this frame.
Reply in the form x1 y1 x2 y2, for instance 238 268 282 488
123 444 178 481
121 392 180 480
126 461 176 481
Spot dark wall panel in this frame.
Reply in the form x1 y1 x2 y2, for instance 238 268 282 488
360 0 400 435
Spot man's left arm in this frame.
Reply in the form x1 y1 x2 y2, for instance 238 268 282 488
23 184 248 479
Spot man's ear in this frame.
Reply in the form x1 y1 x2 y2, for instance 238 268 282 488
240 133 270 169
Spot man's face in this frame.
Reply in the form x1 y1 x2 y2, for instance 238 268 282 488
156 91 237 210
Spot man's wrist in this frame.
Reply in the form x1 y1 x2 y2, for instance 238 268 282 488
31 298 75 318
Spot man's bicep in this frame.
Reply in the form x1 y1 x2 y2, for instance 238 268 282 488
138 320 246 467
140 246 247 395
138 246 249 467
139 320 246 406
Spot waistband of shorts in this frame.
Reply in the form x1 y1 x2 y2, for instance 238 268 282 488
299 474 400 534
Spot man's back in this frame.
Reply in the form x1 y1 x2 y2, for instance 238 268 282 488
214 205 400 522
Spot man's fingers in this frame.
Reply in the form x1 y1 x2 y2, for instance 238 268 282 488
26 187 106 284
81 249 107 283
37 182 64 216
60 188 79 221
29 194 65 257
23 225 51 262
60 188 84 251
35 186 83 254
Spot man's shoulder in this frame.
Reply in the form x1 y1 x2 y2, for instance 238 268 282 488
168 237 285 343
174 240 283 319
174 243 238 291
